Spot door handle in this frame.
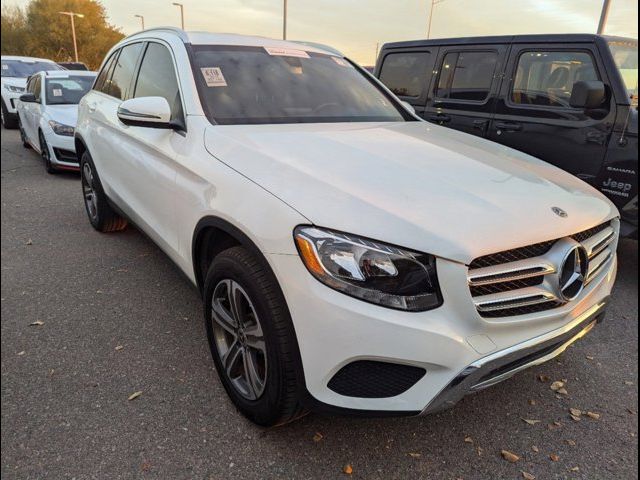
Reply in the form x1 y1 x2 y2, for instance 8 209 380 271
87 102 97 113
495 122 522 132
473 119 489 130
429 114 452 124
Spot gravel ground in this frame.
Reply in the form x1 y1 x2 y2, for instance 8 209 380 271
1 127 638 480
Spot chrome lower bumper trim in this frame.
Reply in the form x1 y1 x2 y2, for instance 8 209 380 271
421 298 608 415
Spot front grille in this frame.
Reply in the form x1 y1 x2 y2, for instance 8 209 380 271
327 360 426 398
468 221 616 318
52 148 78 163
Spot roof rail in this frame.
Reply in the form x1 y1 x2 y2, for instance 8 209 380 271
128 26 190 42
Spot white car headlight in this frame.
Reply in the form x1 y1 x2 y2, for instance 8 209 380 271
4 84 25 93
294 226 442 311
48 120 75 137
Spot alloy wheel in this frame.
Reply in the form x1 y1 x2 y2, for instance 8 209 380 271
211 279 267 400
82 162 98 221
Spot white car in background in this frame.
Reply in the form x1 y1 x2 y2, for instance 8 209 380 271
1 55 64 129
17 70 96 173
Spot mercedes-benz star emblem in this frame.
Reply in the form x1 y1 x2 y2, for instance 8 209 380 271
558 246 588 301
552 207 568 218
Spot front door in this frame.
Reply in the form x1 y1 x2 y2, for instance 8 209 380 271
488 43 615 185
424 44 508 137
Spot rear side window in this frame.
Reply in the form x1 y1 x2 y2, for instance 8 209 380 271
134 42 183 122
94 52 118 93
379 52 431 98
436 51 497 102
107 43 143 100
511 51 599 108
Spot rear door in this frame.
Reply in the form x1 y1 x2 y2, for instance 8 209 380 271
487 43 615 184
425 44 508 136
376 48 438 117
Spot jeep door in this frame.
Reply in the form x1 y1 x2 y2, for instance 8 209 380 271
488 42 615 186
424 44 508 137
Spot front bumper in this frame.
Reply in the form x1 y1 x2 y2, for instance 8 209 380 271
267 251 617 414
44 131 79 170
2 91 23 113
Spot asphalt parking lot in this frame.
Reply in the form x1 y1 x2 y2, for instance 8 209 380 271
1 126 638 480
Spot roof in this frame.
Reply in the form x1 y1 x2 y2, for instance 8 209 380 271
125 27 342 56
1 55 59 63
382 33 638 50
42 70 96 77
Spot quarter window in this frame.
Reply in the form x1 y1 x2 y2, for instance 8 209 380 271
436 51 497 102
134 43 183 123
511 51 599 108
107 43 143 100
379 52 431 98
94 52 118 93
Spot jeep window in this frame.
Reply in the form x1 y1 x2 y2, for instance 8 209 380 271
94 52 118 93
379 52 431 98
106 43 143 100
1 60 62 78
511 51 599 108
436 51 497 102
607 40 638 106
191 46 408 125
45 75 95 105
134 42 184 124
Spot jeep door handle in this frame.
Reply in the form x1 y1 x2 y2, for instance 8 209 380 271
473 119 489 130
495 122 522 132
429 114 451 124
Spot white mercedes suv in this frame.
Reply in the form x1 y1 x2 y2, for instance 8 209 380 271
75 28 619 426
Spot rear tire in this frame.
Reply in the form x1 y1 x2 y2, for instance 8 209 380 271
204 246 307 426
1 100 18 129
80 151 128 233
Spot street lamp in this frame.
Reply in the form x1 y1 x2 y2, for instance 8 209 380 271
283 0 288 40
172 2 185 30
134 14 145 30
427 0 446 39
597 0 612 34
58 11 84 63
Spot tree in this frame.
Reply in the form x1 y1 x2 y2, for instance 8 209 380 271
1 0 124 70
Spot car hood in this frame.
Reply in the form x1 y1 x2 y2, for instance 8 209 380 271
204 121 618 264
1 77 27 89
46 105 79 127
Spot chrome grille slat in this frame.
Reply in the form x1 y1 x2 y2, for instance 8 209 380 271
468 221 617 318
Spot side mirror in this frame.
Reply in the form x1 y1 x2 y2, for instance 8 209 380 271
570 81 606 109
400 100 416 115
117 96 174 129
19 93 37 103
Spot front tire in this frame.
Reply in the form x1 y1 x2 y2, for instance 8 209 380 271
18 116 31 149
204 247 306 426
80 151 128 232
39 131 56 174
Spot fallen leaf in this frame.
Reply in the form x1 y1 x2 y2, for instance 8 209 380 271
627 408 637 415
521 418 541 426
569 408 582 417
550 381 565 391
17 351 25 356
343 464 353 475
476 446 484 456
538 374 550 383
550 454 560 462
115 345 124 351
532 446 540 453
566 440 577 446
29 321 44 326
408 452 422 458
585 355 595 360
501 450 520 463
528 399 537 406
522 472 536 480
557 388 569 395
586 411 600 420
25 239 33 245
464 436 473 444
128 391 143 401
570 415 581 422
313 432 323 442
570 466 580 472
624 381 634 386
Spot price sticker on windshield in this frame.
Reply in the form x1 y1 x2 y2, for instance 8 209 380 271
200 67 227 87
52 89 63 97
1 64 8 70
264 47 310 59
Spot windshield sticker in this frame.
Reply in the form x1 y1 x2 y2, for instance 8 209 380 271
1 64 8 70
52 89 63 97
331 57 351 67
264 47 310 59
201 67 227 87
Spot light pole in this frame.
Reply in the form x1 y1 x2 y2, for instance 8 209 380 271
427 0 446 39
597 0 612 34
134 14 145 30
58 11 84 63
172 2 184 30
283 0 288 40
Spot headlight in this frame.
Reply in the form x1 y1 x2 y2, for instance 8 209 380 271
4 84 25 93
48 120 74 137
294 226 442 311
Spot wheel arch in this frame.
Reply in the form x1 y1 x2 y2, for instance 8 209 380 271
74 133 88 160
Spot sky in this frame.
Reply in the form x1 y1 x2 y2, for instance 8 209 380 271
5 0 639 64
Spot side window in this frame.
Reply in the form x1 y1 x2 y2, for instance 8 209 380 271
511 51 599 108
26 77 37 94
133 42 184 122
379 52 431 98
94 52 118 93
436 51 497 102
33 76 42 102
107 43 143 100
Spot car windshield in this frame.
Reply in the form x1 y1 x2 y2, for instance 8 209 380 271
45 75 95 105
608 40 638 106
191 45 407 125
1 59 63 78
